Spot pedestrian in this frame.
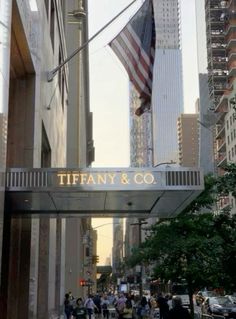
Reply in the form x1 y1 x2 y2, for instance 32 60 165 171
101 294 110 319
156 293 169 319
93 293 102 318
115 293 127 319
167 296 191 319
137 296 150 319
64 293 73 319
85 294 98 319
122 299 133 319
166 295 172 310
69 291 76 309
72 298 87 319
149 294 157 319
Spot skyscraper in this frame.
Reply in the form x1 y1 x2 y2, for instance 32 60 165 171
152 0 184 165
177 113 199 167
204 0 236 212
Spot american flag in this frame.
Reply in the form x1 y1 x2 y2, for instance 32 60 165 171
109 0 155 116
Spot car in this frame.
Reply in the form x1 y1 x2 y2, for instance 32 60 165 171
201 296 236 318
225 295 236 305
195 291 217 306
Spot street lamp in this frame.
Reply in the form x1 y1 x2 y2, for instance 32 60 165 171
130 219 148 297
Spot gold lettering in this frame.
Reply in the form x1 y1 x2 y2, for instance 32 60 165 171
80 174 87 184
72 174 80 185
108 173 116 184
57 174 67 185
67 174 71 185
134 173 143 184
121 173 130 184
87 174 96 184
144 173 155 184
97 174 106 184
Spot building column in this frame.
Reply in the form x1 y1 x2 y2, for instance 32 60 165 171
37 218 50 318
7 218 31 319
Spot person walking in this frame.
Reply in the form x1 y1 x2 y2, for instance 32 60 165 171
85 294 98 319
64 293 73 319
93 294 102 319
137 296 150 319
72 298 87 319
101 294 110 319
115 293 127 319
167 296 191 319
156 293 169 319
122 300 133 319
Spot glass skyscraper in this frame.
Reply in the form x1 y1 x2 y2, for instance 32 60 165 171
152 0 184 165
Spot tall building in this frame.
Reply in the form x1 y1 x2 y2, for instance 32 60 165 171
112 218 124 279
124 0 184 292
152 0 184 165
177 113 199 167
130 86 153 168
205 0 236 212
198 73 216 174
195 0 215 175
0 0 93 317
204 0 236 212
64 0 94 299
0 1 68 317
126 85 153 271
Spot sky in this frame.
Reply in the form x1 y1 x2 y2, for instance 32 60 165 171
88 0 199 264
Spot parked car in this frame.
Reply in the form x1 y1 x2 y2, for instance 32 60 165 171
195 291 217 306
201 296 236 318
225 295 236 305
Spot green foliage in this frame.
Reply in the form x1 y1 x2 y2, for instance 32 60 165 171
126 172 236 294
216 163 236 197
181 174 217 214
139 213 226 289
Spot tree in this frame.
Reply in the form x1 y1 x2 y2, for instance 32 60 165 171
134 213 225 316
216 163 236 197
126 175 236 317
213 211 236 292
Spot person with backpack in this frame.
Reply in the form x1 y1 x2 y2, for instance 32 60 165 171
85 294 98 319
115 293 127 319
101 294 110 319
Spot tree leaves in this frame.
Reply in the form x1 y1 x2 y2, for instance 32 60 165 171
125 171 236 294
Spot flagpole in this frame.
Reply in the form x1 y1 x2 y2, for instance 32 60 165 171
47 0 139 82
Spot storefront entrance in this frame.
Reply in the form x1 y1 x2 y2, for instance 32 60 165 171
5 166 204 218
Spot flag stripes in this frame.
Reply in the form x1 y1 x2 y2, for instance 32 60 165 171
109 0 155 115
